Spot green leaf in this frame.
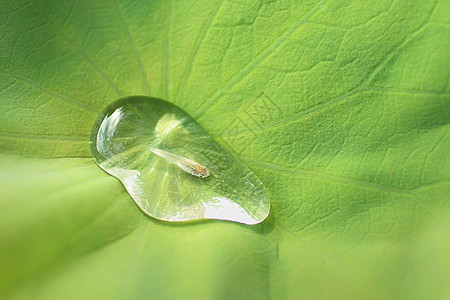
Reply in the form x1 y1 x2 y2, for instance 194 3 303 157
0 0 449 299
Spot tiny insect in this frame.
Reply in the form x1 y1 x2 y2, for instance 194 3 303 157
150 147 210 178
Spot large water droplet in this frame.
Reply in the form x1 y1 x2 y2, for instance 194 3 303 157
90 96 270 224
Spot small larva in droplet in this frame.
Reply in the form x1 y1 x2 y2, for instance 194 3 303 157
150 147 210 178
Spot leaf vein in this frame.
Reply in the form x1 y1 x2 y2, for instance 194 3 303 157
0 65 100 114
192 0 327 117
274 219 351 268
113 0 151 95
164 0 171 99
31 0 124 97
241 156 413 196
0 131 88 141
175 0 225 104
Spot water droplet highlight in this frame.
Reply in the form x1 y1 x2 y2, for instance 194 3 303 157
90 96 270 225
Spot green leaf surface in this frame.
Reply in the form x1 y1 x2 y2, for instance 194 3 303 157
0 0 449 299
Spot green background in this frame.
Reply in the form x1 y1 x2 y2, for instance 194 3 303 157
0 0 449 299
